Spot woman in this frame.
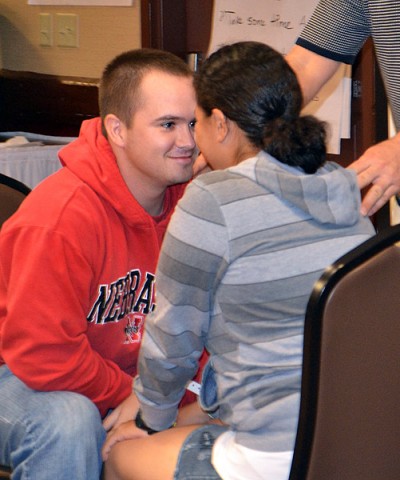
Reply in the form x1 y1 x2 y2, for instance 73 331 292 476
103 41 375 480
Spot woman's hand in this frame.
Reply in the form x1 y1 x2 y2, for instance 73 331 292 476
102 419 148 461
193 153 211 177
102 392 139 433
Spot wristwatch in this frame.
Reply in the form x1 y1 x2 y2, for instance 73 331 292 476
134 410 159 435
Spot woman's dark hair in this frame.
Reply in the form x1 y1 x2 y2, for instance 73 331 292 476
194 41 327 173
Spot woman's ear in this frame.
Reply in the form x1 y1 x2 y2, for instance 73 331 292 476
104 114 125 147
211 108 229 142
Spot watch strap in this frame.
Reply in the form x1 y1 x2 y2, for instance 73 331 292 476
134 410 159 435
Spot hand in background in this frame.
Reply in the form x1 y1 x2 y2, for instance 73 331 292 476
348 133 400 217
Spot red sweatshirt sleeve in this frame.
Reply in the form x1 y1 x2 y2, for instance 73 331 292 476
0 225 131 417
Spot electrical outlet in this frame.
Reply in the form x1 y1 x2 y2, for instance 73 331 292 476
56 13 79 48
39 13 53 47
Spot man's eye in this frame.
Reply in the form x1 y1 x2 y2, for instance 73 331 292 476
162 122 175 129
189 120 197 129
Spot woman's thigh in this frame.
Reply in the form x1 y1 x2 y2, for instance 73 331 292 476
105 424 227 480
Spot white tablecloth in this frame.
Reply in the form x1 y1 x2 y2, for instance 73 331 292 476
0 132 75 189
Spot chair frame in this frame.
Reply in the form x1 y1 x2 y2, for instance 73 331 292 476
0 172 31 195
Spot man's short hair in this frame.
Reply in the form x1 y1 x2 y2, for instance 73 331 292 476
99 48 192 137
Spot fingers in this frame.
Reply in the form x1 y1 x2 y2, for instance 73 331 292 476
361 183 399 217
102 392 139 432
103 409 119 432
102 422 148 461
357 168 399 216
102 437 114 462
350 165 390 217
347 136 400 216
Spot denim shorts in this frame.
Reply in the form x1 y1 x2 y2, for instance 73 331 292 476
174 424 228 480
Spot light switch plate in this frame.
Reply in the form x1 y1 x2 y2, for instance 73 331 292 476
56 13 79 48
39 13 52 47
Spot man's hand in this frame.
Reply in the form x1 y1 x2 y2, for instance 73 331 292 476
348 133 400 216
102 392 139 433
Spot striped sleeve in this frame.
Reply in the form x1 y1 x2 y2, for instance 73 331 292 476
297 0 400 129
297 0 370 64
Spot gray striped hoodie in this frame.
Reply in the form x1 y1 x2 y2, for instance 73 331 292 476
135 151 375 452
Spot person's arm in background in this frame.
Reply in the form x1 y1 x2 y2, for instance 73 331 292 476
286 45 400 217
286 45 340 105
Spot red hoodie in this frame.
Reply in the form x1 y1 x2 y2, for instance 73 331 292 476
0 118 188 416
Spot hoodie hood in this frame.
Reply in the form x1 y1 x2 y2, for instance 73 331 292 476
59 118 139 226
235 151 361 226
58 118 182 228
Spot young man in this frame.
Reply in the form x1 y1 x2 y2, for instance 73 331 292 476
286 0 400 218
0 48 197 479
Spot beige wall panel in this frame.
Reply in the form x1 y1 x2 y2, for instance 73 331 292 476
0 0 141 78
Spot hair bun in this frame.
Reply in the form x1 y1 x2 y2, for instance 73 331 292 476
263 115 327 173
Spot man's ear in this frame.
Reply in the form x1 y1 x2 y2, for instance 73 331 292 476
211 108 229 142
104 114 125 147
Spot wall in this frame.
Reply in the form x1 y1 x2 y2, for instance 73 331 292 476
0 0 141 79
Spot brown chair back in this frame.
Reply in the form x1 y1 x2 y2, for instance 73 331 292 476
289 224 400 480
0 173 31 227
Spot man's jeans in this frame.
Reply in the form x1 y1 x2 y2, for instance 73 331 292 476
0 365 106 479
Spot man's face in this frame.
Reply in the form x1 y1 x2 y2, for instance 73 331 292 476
122 70 197 192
